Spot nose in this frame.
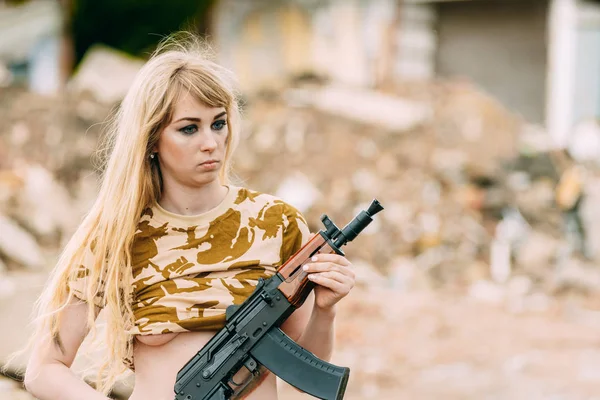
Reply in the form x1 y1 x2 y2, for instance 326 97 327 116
199 127 218 152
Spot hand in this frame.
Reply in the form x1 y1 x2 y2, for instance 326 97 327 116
303 254 355 310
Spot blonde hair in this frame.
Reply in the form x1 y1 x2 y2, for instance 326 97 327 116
3 33 242 395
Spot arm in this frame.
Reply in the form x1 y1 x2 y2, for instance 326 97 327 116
281 291 336 361
281 253 355 362
24 298 110 400
274 253 352 396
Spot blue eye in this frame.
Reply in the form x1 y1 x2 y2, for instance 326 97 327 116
180 125 198 135
211 120 227 131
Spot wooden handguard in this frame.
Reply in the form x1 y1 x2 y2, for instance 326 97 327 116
276 233 338 308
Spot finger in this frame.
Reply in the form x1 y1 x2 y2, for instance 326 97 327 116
308 270 352 285
307 273 350 294
303 262 338 273
303 262 355 279
310 254 351 267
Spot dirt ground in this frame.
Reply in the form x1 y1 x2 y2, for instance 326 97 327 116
3 284 600 400
278 285 600 400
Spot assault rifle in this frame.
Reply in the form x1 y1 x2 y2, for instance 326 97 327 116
174 200 384 400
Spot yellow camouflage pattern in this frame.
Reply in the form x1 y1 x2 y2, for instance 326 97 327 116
68 186 311 337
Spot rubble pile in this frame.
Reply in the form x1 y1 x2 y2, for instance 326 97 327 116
237 81 600 295
0 87 108 273
2 77 600 398
1 78 599 297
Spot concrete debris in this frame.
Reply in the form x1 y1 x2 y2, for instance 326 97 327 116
289 85 432 132
579 177 600 260
468 279 505 305
15 164 77 237
489 238 511 284
0 63 11 88
274 172 321 214
67 45 144 104
515 231 561 275
552 259 600 293
568 119 600 164
0 213 44 270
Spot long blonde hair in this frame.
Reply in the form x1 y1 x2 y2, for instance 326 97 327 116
4 33 242 395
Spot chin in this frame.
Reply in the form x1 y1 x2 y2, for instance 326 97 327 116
191 175 219 186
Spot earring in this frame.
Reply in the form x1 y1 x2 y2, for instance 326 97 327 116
150 153 156 159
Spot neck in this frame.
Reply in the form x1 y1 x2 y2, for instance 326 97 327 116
159 180 229 216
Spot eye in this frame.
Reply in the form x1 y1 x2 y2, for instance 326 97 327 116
179 124 198 135
211 120 227 131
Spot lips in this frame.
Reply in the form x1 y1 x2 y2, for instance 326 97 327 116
200 160 219 165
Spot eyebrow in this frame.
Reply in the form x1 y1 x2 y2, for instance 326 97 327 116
173 111 227 124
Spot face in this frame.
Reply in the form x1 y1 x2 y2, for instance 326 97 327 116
154 93 228 188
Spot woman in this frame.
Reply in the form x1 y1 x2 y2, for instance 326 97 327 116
15 34 355 400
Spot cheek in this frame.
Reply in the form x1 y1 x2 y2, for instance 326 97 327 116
157 132 191 159
220 130 230 147
219 133 229 148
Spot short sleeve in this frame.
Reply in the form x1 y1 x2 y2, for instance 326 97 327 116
67 240 106 308
280 203 312 264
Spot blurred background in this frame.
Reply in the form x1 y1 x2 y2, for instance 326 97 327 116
1 0 600 399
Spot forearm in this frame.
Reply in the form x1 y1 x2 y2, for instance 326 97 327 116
296 305 336 362
25 363 110 400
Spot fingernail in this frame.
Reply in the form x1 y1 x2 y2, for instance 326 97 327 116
311 256 317 262
303 265 309 271
307 274 315 280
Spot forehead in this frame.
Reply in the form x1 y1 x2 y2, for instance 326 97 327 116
170 92 226 121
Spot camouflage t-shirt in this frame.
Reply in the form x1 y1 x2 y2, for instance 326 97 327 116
69 186 311 336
